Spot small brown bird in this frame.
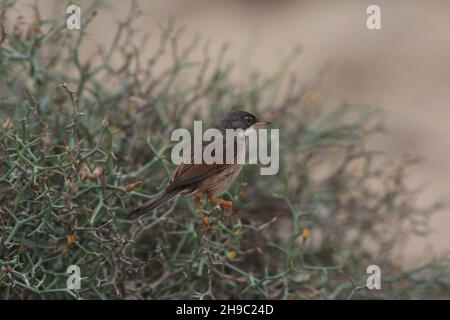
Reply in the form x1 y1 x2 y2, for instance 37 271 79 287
127 111 270 227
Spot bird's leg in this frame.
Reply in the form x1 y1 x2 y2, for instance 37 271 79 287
194 196 211 229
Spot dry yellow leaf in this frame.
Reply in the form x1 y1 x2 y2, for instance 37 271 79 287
125 182 141 192
101 117 109 128
79 163 103 180
226 251 237 261
3 118 13 131
302 228 311 243
234 227 245 237
67 234 77 247
91 166 103 178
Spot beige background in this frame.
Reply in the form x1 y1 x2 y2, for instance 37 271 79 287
21 0 450 266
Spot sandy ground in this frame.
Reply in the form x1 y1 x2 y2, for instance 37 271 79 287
19 0 450 266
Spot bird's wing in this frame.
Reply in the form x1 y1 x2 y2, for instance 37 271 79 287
166 163 230 192
166 138 240 192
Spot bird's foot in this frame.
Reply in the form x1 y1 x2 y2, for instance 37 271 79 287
195 196 213 230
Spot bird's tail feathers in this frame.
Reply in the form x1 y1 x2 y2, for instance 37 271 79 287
127 190 178 219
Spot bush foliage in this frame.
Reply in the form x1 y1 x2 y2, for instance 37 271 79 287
1 1 449 299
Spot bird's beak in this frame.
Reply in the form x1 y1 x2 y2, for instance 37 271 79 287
256 120 272 126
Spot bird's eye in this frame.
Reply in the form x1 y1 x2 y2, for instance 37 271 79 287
244 116 253 124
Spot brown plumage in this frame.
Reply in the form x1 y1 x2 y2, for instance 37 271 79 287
127 111 270 226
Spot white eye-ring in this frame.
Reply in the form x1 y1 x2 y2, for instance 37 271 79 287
244 116 253 124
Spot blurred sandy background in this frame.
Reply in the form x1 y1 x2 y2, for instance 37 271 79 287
18 0 450 266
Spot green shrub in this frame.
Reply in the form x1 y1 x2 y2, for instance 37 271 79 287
1 1 448 299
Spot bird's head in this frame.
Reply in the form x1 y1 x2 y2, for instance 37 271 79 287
218 110 271 131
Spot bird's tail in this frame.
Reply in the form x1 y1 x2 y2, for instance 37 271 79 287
127 190 178 219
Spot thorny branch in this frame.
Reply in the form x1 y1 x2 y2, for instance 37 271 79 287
59 82 85 129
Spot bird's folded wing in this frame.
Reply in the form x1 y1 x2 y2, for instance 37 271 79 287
166 138 241 192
